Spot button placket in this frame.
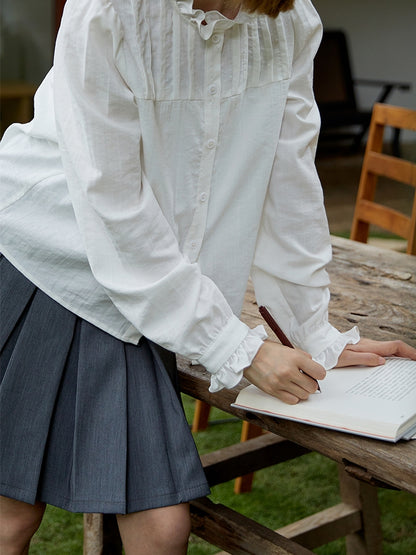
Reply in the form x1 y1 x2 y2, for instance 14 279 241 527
184 34 223 261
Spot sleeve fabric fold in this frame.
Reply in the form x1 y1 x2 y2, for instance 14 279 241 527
251 6 359 370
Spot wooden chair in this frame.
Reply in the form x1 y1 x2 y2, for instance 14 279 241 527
313 30 411 153
350 103 416 255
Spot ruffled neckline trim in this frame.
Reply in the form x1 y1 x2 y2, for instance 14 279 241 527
174 0 254 40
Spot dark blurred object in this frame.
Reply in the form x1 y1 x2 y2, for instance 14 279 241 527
314 30 411 154
0 82 37 136
55 0 66 38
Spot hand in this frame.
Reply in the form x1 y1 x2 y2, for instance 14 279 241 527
336 338 416 368
244 341 326 405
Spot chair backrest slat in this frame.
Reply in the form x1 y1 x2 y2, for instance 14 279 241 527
373 104 416 131
356 200 411 239
366 152 416 187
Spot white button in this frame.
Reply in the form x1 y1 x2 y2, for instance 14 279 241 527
206 139 216 149
191 241 197 249
212 34 221 44
199 192 207 202
209 84 217 95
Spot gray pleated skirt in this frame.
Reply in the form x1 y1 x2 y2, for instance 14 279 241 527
0 254 210 514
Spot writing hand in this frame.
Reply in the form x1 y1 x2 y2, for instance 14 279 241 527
336 338 416 368
244 341 326 405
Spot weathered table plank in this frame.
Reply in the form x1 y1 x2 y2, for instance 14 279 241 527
328 237 415 343
179 236 416 495
178 361 416 495
242 236 416 345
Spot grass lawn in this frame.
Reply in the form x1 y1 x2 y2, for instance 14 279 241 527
30 395 416 554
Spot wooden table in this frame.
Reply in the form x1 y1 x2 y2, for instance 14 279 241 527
180 237 416 554
84 237 415 554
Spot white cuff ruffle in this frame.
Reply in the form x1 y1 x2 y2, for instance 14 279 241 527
313 326 360 369
208 325 268 392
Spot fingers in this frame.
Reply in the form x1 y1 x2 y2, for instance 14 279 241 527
289 377 319 398
336 349 385 368
346 338 416 360
396 341 416 359
274 390 303 405
296 354 326 382
244 341 325 404
337 338 416 368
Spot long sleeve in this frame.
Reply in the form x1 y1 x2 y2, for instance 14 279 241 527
53 0 250 375
251 4 359 368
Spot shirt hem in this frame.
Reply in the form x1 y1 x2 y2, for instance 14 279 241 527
0 248 141 345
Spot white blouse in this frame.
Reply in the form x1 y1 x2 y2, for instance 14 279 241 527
0 0 359 391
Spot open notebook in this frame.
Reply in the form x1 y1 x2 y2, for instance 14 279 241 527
232 358 416 442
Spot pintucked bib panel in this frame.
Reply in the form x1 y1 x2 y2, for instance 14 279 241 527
116 0 291 102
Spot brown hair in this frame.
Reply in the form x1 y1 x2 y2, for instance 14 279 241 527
239 0 295 18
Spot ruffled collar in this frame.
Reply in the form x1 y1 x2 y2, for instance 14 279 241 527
174 0 254 40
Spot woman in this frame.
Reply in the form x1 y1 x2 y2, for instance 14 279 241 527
1 1 415 553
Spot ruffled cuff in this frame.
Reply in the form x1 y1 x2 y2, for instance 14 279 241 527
313 326 360 369
208 325 268 393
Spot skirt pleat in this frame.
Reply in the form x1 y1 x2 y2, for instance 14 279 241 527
0 255 210 513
